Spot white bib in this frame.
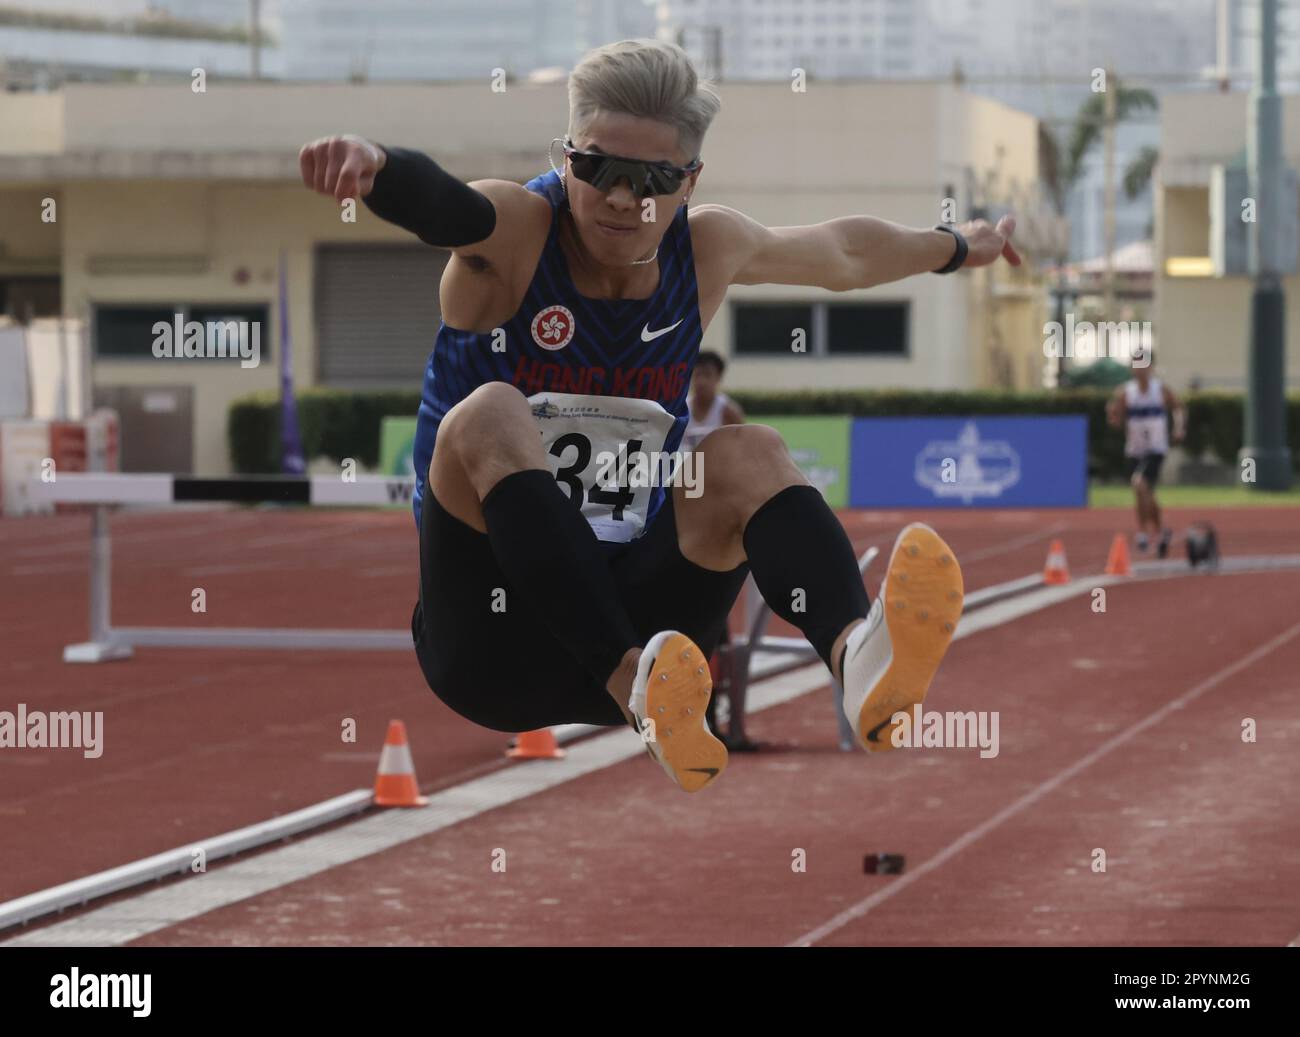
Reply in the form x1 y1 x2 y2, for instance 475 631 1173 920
1124 378 1168 457
528 391 678 543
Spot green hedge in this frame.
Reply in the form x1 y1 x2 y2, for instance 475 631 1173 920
229 388 1300 480
1177 391 1300 473
228 389 422 475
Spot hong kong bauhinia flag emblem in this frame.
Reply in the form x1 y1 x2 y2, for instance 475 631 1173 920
531 304 576 351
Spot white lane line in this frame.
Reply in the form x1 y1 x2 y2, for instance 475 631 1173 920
181 561 300 577
788 618 1300 948
10 511 266 559
956 576 1117 638
241 521 378 551
9 562 92 578
0 791 372 931
2 672 829 947
2 576 1101 948
961 522 1068 564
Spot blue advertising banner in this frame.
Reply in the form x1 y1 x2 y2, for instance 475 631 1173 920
849 416 1088 508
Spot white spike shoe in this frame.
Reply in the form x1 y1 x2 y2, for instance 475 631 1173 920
841 523 964 752
628 630 727 791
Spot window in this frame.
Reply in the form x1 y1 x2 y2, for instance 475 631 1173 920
732 303 813 355
732 300 909 357
95 303 271 362
826 302 908 355
96 306 169 358
0 276 60 324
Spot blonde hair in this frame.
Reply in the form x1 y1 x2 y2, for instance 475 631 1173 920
567 39 721 161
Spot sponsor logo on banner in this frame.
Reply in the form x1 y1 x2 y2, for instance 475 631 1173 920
385 480 414 504
914 421 1020 503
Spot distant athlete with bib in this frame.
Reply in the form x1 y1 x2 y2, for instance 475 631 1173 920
1107 361 1186 557
299 39 1021 792
683 349 755 749
683 350 744 452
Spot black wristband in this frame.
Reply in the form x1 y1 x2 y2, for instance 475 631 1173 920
931 224 967 274
363 145 497 248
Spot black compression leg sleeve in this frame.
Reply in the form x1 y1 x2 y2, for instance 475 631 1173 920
481 469 640 687
741 485 870 673
364 145 497 248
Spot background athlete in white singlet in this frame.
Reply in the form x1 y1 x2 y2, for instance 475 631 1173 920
682 350 756 748
1107 360 1186 557
683 350 745 452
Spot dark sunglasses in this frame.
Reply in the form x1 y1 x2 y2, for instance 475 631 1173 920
560 138 700 198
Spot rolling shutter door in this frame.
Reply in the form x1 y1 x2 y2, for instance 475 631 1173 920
314 243 447 386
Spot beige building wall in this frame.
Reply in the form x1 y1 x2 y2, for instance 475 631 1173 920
691 83 1044 393
0 81 1053 474
0 93 63 155
0 189 61 278
64 182 334 475
1158 92 1300 389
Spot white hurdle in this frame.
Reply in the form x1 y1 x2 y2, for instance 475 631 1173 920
24 470 1049 748
26 472 864 674
25 472 419 663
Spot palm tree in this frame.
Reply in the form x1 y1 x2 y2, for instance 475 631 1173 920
1123 145 1160 206
1063 82 1158 198
1038 80 1158 384
1038 81 1160 228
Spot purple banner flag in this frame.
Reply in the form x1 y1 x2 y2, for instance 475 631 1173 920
278 251 306 475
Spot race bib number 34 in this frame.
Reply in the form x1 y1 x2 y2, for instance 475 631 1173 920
528 391 678 543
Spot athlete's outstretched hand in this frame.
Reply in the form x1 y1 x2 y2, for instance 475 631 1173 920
957 215 1021 268
299 135 386 202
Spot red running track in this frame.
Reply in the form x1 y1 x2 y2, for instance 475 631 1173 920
2 504 1299 945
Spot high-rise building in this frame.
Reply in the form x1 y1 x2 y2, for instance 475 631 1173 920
0 0 280 87
656 0 1216 261
1223 0 1300 87
276 0 653 82
1 2 659 86
659 0 925 81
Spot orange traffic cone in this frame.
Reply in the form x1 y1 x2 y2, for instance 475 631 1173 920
506 728 565 760
1043 539 1071 585
373 719 428 807
1103 533 1132 576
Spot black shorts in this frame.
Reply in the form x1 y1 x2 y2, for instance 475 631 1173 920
411 488 750 733
1125 453 1165 487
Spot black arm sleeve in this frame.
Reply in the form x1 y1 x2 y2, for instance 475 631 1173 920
362 145 497 248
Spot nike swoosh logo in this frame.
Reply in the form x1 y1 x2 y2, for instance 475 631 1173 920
865 717 892 743
641 319 684 341
847 634 869 666
842 611 879 671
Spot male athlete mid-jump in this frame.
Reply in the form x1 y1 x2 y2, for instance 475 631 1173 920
299 39 1021 792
